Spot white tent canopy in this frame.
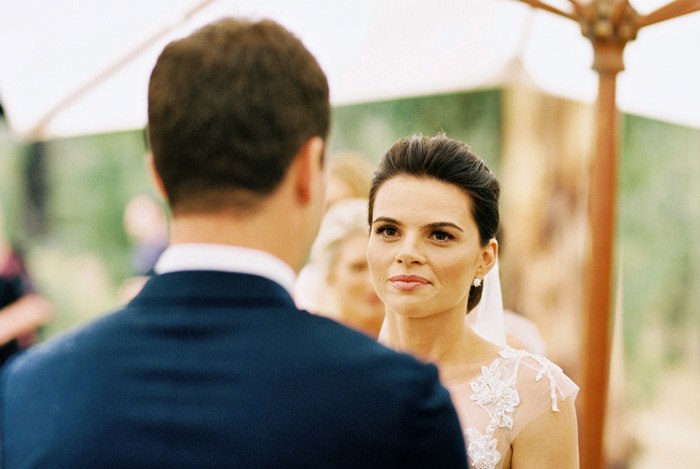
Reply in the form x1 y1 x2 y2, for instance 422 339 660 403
0 0 698 141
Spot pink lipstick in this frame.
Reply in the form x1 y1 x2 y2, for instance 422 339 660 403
389 275 429 291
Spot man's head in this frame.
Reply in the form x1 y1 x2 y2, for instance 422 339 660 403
147 18 330 215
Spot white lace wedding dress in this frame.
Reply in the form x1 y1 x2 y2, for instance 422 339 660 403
446 347 579 469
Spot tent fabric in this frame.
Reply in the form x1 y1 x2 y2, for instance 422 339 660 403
0 0 698 141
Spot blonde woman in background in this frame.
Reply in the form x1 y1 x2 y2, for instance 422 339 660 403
294 198 384 338
294 151 377 322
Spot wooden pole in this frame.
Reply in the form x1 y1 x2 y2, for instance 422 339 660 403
580 40 622 469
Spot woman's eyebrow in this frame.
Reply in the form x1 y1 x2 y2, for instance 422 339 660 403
372 216 402 225
426 221 464 232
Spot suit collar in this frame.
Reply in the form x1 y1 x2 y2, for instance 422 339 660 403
130 271 296 309
155 244 296 295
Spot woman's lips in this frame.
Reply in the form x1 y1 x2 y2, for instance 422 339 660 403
389 275 429 291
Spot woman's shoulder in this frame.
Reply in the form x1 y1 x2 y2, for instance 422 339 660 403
497 347 579 409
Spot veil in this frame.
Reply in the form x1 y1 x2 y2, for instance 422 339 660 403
466 259 507 347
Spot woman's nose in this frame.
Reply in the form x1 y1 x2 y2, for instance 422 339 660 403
395 237 425 265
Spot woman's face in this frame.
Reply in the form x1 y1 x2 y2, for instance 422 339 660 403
367 175 494 319
329 231 385 333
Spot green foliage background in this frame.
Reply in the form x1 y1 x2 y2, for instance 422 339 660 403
1 90 699 408
618 115 700 401
330 91 502 169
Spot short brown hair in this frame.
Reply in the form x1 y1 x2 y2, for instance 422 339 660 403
147 18 330 214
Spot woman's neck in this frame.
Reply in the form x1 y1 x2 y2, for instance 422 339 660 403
379 310 500 384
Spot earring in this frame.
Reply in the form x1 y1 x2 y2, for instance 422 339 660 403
472 277 482 288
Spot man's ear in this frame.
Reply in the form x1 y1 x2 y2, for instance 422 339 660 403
146 152 169 202
294 136 325 204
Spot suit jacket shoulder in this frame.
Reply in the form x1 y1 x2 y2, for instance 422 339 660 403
1 271 467 468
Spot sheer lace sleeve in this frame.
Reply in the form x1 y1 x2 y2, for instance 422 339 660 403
449 347 579 469
502 348 579 439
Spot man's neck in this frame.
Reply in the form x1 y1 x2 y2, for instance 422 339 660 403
169 208 308 273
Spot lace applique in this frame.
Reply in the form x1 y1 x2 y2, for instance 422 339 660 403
466 428 501 469
465 348 563 469
500 348 563 412
469 359 520 430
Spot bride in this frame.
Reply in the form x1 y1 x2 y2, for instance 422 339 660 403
367 134 579 469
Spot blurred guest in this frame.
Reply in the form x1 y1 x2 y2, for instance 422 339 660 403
295 152 376 312
123 192 168 275
503 308 548 355
118 193 169 302
295 198 384 338
0 217 54 366
324 151 374 210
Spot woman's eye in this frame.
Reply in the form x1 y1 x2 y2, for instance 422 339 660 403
376 225 398 237
432 231 454 241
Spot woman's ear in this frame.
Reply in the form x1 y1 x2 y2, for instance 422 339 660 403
478 238 498 276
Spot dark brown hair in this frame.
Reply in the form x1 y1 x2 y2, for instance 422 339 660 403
147 18 330 214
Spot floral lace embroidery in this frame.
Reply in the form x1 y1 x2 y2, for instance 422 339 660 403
465 348 562 469
500 347 563 412
466 428 501 469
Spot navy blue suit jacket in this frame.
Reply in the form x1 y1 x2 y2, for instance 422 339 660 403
1 271 467 468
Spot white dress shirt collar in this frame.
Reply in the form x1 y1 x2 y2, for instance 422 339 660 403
154 243 296 295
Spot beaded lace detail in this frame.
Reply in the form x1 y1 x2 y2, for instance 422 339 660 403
465 348 565 469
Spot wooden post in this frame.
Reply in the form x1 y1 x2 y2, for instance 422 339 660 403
580 39 624 469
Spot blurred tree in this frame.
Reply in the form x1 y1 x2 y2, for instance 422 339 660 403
331 90 502 169
24 142 49 236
